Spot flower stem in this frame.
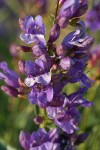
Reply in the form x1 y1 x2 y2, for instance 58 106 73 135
39 108 47 128
54 0 59 23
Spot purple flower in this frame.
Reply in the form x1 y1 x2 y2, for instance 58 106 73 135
19 128 60 150
59 57 73 71
64 88 93 108
24 72 53 108
73 0 88 18
1 85 19 97
19 15 46 45
64 65 92 88
89 44 100 66
24 60 40 77
86 3 100 31
62 21 86 49
32 44 47 57
0 1 94 148
24 54 52 77
34 0 47 14
35 54 52 73
57 0 88 28
47 106 80 134
0 61 19 88
59 131 89 150
48 24 60 43
28 86 53 108
56 45 66 58
0 62 23 97
24 72 51 87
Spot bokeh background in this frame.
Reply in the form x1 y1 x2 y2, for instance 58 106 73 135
0 0 100 150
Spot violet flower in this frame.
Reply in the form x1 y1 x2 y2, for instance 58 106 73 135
0 61 19 88
89 44 100 66
86 2 100 31
19 128 60 150
62 21 93 50
0 61 23 97
19 15 46 45
25 73 53 108
34 0 47 14
47 106 80 134
57 0 88 28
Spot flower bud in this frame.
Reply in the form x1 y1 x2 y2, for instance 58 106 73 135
48 24 60 43
56 45 66 57
18 60 26 74
19 18 25 32
1 85 18 97
19 131 30 150
33 116 43 125
59 57 72 70
9 44 18 58
34 0 47 14
73 0 88 18
16 46 31 52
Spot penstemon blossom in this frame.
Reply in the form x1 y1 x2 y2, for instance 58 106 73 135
0 0 94 149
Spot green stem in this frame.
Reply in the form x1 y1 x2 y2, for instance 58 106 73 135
39 108 47 128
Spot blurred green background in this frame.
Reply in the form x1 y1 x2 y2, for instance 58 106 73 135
0 0 100 150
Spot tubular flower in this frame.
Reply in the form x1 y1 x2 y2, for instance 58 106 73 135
57 0 88 28
19 128 60 150
19 15 46 45
86 2 100 31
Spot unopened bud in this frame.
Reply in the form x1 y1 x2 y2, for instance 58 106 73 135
18 60 26 74
59 57 72 70
32 44 47 57
48 24 60 43
16 46 31 52
56 45 66 57
1 85 18 97
19 131 30 150
9 44 18 57
19 18 25 32
33 116 43 125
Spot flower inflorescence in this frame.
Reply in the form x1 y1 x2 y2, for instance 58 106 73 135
0 0 94 149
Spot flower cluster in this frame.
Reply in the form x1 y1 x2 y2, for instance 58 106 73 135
0 0 94 149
